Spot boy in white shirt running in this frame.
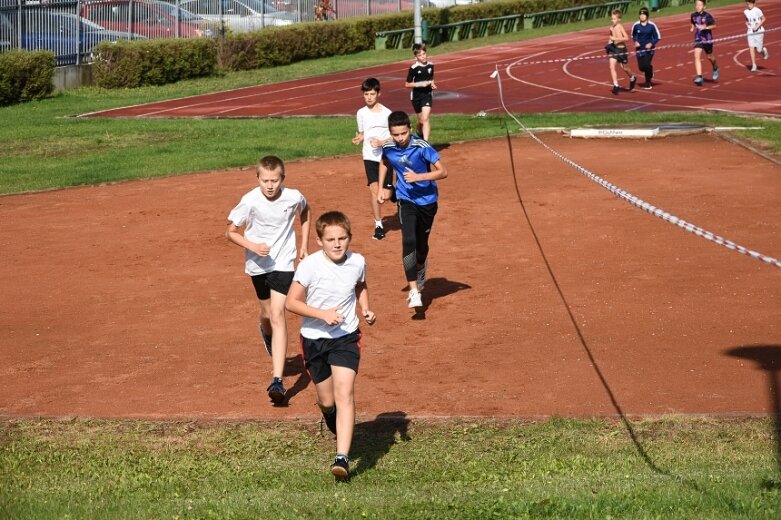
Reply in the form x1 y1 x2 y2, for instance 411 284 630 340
285 211 376 481
744 0 769 72
226 155 311 405
352 78 393 240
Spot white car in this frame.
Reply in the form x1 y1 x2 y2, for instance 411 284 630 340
180 0 295 32
427 0 481 8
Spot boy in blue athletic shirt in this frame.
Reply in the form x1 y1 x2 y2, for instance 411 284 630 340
632 7 661 89
378 111 448 310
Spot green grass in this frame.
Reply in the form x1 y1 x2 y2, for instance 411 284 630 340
1 417 779 518
0 0 771 195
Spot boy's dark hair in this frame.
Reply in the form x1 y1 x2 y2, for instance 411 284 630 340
316 211 352 238
257 155 285 177
388 111 411 129
612 8 622 17
361 77 381 92
412 42 427 54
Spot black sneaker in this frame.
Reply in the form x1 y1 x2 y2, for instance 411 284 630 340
611 84 619 95
322 406 337 435
372 226 385 240
629 76 637 90
642 82 653 90
259 323 272 357
331 456 350 481
267 378 286 404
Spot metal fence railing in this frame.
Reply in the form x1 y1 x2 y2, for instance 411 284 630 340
2 0 479 65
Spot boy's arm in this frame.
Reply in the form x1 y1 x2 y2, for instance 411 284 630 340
298 203 311 260
401 159 447 184
285 281 345 325
355 280 376 325
226 222 270 256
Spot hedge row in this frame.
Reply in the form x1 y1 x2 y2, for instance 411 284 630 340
0 51 56 106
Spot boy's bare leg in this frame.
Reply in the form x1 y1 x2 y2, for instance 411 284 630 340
609 58 619 84
369 181 381 222
694 47 703 76
258 300 272 348
749 46 757 68
268 290 288 379
331 366 356 456
418 106 432 141
707 54 718 72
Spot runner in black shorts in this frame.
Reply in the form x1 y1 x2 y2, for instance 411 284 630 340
690 0 719 85
607 8 637 95
405 43 436 141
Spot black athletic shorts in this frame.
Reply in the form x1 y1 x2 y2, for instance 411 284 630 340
251 271 294 300
694 42 714 54
411 93 433 114
301 330 362 384
607 44 628 64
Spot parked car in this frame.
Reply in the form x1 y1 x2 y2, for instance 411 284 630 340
180 0 295 32
81 0 215 39
0 9 144 65
427 0 479 7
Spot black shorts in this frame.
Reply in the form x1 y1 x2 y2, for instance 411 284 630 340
301 330 362 384
607 45 628 64
694 42 713 54
411 93 433 114
251 271 294 300
364 159 381 185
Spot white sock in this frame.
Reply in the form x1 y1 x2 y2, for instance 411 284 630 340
375 219 382 228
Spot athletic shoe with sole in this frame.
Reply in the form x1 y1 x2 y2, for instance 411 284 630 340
416 259 427 291
611 84 619 95
267 378 286 404
712 68 720 81
331 456 350 481
372 226 385 240
751 64 758 72
642 82 653 89
629 75 637 90
407 289 422 309
322 406 337 435
693 75 703 85
763 47 769 60
259 323 272 356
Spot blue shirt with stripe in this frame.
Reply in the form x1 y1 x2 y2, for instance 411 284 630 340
382 135 441 205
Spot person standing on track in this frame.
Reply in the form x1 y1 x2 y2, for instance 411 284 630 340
404 43 436 141
226 155 311 405
352 77 393 241
606 8 638 95
744 0 769 72
632 6 661 89
285 211 375 481
378 111 448 310
691 0 720 85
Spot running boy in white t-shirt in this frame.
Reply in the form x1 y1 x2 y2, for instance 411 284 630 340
745 0 769 72
226 155 311 405
352 77 393 240
285 211 375 481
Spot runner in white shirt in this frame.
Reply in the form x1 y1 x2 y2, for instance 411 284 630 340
226 155 310 405
352 78 393 240
286 211 375 482
744 0 769 72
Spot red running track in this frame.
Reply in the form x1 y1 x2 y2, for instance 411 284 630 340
85 4 781 119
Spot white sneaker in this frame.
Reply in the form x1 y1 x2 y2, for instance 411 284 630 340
762 47 769 60
416 260 427 291
751 64 758 72
407 289 422 309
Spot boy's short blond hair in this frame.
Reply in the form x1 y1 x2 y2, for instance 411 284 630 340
257 155 285 177
316 211 352 239
612 8 623 17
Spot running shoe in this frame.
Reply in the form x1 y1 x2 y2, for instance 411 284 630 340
611 84 620 95
373 225 386 240
407 289 423 309
751 64 758 72
629 75 637 90
259 323 272 357
763 47 769 60
712 68 720 81
642 82 653 89
322 406 337 435
331 456 350 481
416 259 427 291
693 75 703 85
267 378 286 404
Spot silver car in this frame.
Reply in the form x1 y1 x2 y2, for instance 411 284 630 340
180 0 295 32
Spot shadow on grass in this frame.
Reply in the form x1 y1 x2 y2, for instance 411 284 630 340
725 344 781 488
351 411 411 478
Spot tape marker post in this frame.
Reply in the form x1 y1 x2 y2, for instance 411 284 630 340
490 66 781 269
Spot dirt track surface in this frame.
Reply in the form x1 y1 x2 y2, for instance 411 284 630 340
1 133 779 420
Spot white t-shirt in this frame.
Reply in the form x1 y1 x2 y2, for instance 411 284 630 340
228 186 307 275
356 104 391 162
293 250 366 339
745 6 765 33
